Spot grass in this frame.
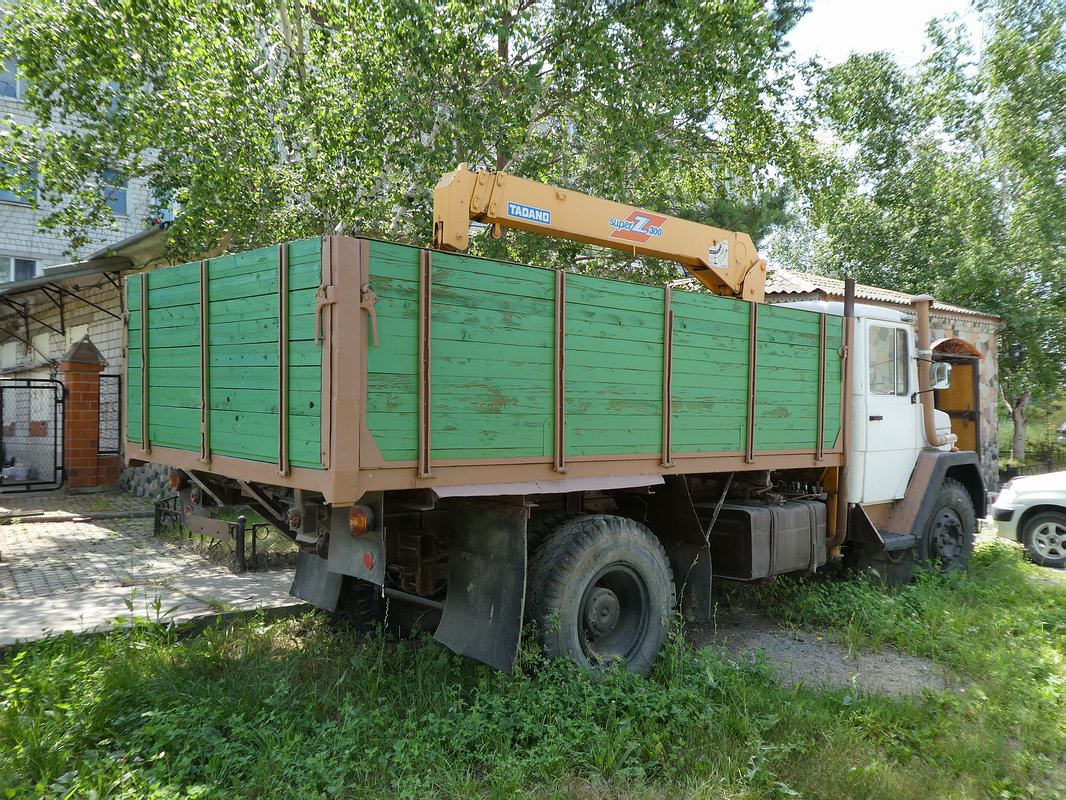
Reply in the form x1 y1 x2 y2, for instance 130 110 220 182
1 540 1063 799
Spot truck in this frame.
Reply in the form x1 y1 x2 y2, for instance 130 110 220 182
125 165 986 672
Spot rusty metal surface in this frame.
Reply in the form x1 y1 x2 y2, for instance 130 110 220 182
433 498 527 673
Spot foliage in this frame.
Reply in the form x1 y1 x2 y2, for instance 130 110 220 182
1 540 1063 799
766 0 1066 457
0 0 817 280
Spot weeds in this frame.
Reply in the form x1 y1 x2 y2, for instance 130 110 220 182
0 541 1062 799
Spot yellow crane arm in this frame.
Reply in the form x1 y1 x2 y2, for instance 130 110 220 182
432 164 766 302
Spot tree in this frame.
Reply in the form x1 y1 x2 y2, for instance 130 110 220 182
767 0 1066 460
0 0 817 282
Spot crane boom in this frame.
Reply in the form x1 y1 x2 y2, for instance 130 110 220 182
432 164 766 302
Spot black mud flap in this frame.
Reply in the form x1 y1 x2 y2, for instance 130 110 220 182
291 550 343 611
434 498 527 673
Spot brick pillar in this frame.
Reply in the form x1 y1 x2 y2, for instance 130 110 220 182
58 335 118 489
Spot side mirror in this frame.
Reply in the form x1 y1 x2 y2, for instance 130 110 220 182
930 361 952 390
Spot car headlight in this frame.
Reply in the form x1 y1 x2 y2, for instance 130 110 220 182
996 486 1016 506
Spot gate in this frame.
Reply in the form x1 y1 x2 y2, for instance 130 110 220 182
0 378 64 493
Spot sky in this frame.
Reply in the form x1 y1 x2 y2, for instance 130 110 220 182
788 0 982 67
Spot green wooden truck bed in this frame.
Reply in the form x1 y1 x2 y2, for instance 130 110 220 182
125 236 843 503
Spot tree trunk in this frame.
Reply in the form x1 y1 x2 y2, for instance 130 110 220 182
1009 391 1030 461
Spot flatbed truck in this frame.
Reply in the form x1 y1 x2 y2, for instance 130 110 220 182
125 166 985 671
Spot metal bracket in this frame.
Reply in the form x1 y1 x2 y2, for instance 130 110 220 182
314 285 336 345
360 284 380 347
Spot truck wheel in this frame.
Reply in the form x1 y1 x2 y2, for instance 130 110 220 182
527 508 584 553
336 577 439 637
917 478 976 572
528 515 675 673
1021 511 1066 567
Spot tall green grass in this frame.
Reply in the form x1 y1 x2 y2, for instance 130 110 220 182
1 540 1062 799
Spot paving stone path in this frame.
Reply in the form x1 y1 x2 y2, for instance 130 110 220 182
0 492 301 646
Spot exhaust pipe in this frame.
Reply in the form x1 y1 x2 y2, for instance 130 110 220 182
912 295 957 448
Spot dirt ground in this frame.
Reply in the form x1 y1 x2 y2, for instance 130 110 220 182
687 607 957 696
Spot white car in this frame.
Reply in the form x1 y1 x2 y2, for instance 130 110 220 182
992 471 1066 567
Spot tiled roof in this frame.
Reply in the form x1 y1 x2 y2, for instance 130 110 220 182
765 267 1001 320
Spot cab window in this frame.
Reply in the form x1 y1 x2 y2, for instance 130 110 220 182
868 325 909 396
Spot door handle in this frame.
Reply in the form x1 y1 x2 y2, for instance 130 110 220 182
869 415 883 421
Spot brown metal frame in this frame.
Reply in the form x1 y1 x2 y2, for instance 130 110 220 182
661 285 674 468
139 272 150 455
815 313 827 461
744 301 758 463
417 249 434 478
277 244 290 477
554 269 567 473
198 259 211 464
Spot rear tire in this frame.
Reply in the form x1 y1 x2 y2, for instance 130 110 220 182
527 515 675 673
527 508 584 553
917 478 976 572
336 577 440 636
1021 511 1066 567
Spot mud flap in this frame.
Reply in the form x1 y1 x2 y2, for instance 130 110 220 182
291 550 343 611
434 498 527 673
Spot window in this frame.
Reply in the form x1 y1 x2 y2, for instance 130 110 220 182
103 169 127 215
1 58 21 100
868 326 910 396
0 255 38 283
0 163 37 205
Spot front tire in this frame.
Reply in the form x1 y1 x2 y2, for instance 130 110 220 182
1022 511 1066 567
527 515 675 673
917 478 976 572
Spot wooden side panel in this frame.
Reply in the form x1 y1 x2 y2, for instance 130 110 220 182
671 292 750 452
365 243 557 461
125 238 324 469
566 273 665 456
363 239 845 464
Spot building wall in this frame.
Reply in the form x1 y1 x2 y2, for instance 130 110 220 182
0 278 123 376
0 77 154 278
930 313 1001 489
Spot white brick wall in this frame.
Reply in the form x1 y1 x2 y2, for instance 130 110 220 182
0 93 154 274
0 276 124 377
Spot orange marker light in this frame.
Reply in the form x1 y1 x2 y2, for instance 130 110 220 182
348 504 373 536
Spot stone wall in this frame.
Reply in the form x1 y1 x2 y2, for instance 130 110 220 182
117 462 173 499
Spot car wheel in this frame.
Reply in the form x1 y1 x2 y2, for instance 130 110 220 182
917 478 976 572
527 514 675 673
1022 511 1066 568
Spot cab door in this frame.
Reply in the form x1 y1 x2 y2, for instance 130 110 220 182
861 322 923 503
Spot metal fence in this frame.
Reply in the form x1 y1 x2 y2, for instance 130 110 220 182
0 378 64 492
98 373 121 456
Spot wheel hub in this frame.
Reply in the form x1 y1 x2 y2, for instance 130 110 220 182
585 587 621 637
1033 522 1065 559
577 563 650 663
930 509 963 563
